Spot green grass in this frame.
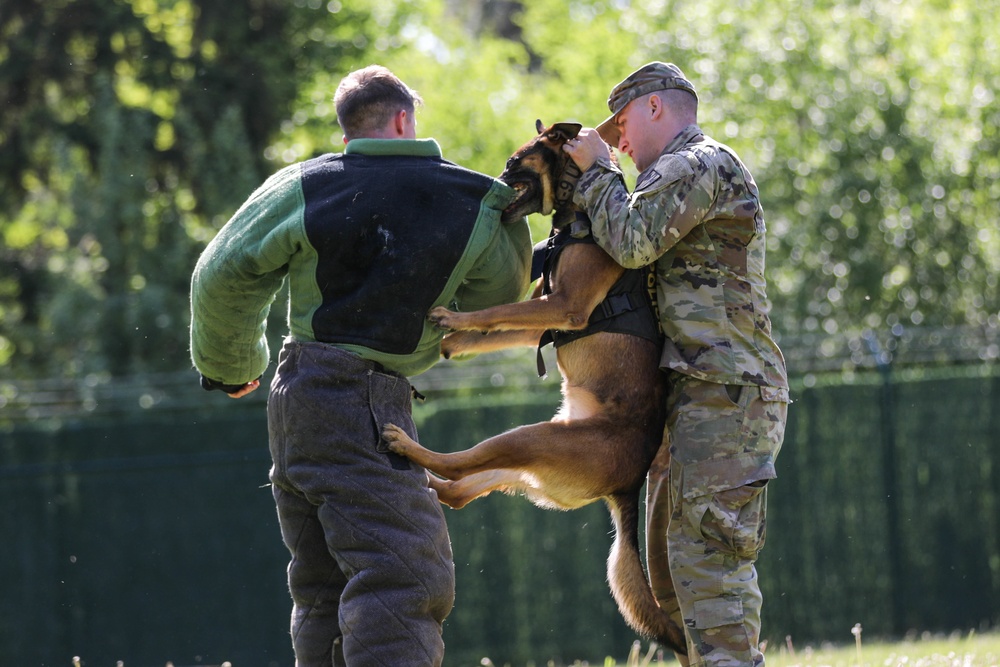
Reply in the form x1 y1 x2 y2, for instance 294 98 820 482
572 630 1000 667
764 631 1000 667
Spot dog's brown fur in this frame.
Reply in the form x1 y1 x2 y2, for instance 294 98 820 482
381 121 686 654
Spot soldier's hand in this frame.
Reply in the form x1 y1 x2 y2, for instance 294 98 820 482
227 379 260 399
563 128 611 172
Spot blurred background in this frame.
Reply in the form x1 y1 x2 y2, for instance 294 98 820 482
1 0 999 665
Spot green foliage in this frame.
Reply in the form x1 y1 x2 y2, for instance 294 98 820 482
1 0 999 378
0 0 397 378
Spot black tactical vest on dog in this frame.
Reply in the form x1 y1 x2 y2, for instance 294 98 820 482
532 225 662 375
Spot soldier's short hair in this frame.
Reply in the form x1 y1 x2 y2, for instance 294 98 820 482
660 88 699 118
335 65 423 139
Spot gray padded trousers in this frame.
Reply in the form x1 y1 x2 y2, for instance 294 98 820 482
267 340 455 666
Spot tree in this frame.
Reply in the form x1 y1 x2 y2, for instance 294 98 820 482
0 0 402 378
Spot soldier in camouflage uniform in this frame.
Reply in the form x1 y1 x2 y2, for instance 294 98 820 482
564 62 789 667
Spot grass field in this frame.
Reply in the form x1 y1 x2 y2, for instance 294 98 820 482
763 630 1000 667
581 630 1000 667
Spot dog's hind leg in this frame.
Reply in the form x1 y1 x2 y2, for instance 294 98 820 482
381 423 523 485
381 423 440 467
383 420 623 487
382 419 640 510
381 426 538 508
428 469 528 509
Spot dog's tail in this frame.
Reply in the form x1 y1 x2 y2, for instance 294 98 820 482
606 492 688 656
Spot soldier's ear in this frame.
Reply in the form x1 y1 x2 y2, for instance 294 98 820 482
647 94 664 121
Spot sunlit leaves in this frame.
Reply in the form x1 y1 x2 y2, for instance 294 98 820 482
128 0 196 58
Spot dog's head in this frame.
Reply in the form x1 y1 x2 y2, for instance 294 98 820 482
500 119 583 226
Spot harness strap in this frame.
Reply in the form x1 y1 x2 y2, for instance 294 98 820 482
535 291 641 378
533 226 661 378
536 331 553 378
598 293 637 320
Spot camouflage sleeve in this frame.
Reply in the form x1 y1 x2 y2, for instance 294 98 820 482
573 152 712 269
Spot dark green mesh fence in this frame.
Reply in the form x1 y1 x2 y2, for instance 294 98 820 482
765 369 1000 645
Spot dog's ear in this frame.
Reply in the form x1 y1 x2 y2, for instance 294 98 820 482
546 122 583 143
535 119 545 135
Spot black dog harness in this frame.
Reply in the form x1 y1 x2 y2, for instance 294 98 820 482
532 223 662 377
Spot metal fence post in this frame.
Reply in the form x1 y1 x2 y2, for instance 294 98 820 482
864 330 904 634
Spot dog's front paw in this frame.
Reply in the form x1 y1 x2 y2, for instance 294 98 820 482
440 333 460 359
428 306 459 331
380 423 414 456
440 331 480 359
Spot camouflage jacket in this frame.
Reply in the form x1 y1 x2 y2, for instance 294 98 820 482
574 124 787 388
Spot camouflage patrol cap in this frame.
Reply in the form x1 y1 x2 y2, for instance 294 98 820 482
596 62 697 145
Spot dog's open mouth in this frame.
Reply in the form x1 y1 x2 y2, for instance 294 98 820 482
501 175 540 218
506 181 530 207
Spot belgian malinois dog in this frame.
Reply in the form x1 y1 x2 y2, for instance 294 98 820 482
382 120 686 655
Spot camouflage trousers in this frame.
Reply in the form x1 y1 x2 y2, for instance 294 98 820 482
646 373 788 667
